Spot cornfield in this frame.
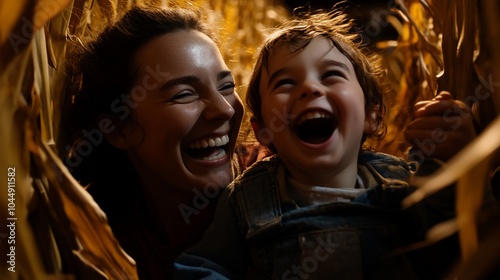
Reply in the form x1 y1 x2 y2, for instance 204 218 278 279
0 0 499 279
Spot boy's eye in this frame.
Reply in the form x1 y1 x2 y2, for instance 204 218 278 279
219 82 236 95
171 90 198 103
274 78 295 89
322 70 346 80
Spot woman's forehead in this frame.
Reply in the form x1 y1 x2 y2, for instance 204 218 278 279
132 30 226 81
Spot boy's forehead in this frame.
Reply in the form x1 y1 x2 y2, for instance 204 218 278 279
264 36 353 75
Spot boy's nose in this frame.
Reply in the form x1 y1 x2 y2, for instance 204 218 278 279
204 93 235 120
299 80 325 99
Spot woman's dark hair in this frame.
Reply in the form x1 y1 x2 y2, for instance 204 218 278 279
64 6 214 185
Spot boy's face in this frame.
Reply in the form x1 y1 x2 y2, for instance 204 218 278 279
255 36 373 186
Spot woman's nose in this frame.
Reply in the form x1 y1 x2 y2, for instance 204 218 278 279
204 93 235 121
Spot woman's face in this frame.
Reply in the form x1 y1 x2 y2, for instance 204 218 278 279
115 30 243 194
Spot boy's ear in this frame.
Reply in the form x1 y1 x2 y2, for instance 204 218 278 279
251 118 272 146
363 109 378 134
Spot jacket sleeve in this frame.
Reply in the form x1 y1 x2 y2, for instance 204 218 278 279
173 186 248 280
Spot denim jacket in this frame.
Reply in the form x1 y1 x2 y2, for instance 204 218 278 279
174 151 457 279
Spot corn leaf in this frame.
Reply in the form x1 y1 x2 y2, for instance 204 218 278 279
0 37 52 280
96 0 117 24
33 0 70 30
33 28 54 144
455 158 491 261
30 134 138 279
0 0 29 46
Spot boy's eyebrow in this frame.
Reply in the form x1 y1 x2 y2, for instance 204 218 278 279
267 67 290 88
267 60 351 88
323 59 351 73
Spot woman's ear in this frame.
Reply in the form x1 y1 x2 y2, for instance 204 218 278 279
100 116 134 150
251 118 272 146
364 109 378 134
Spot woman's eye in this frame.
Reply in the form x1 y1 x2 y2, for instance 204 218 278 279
171 91 198 103
219 82 235 95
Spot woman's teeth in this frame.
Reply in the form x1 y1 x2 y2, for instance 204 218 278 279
188 135 229 149
202 149 226 161
186 135 230 161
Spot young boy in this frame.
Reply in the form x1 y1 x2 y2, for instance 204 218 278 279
174 10 478 279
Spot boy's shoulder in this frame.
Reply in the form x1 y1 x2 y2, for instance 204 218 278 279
226 155 284 230
360 151 415 168
359 150 416 181
359 150 408 164
232 155 281 184
226 155 285 205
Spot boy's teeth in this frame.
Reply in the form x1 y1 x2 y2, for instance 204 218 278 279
298 111 330 125
189 135 229 149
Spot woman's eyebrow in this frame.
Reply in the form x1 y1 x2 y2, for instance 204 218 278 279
218 70 233 81
159 71 233 91
159 75 200 90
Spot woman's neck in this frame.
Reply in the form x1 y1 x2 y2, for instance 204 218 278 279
140 181 217 251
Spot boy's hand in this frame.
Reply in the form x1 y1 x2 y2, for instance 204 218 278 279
405 91 477 161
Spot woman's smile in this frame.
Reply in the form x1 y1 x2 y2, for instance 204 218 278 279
185 134 230 161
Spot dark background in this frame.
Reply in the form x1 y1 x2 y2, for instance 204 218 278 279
282 0 399 45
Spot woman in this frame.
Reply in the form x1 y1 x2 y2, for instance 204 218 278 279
64 6 244 278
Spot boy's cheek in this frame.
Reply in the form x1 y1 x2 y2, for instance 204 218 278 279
251 120 273 146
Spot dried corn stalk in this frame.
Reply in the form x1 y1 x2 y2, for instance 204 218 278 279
404 114 500 259
0 37 48 280
389 0 500 266
1 0 138 278
372 0 441 157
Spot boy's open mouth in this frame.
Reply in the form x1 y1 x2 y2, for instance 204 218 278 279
185 135 229 161
292 110 338 144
